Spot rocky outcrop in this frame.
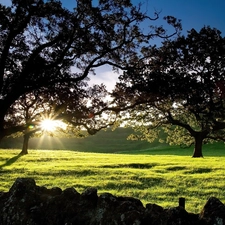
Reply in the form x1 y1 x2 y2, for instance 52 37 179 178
199 197 225 225
0 178 224 225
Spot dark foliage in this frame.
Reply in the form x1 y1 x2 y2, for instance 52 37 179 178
113 27 225 157
0 0 181 146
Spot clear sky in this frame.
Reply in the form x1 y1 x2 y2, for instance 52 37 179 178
1 0 225 90
56 0 225 34
89 0 225 90
145 0 225 35
1 0 224 34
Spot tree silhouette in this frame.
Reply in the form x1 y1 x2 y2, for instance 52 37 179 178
113 26 225 157
5 83 110 154
0 0 181 141
5 90 55 154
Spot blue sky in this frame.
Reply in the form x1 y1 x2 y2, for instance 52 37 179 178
89 0 225 90
145 0 225 35
2 0 224 33
57 0 225 34
1 0 225 90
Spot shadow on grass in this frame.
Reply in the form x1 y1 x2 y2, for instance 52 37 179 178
0 154 23 169
102 163 157 169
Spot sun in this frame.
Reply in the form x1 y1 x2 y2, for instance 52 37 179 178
40 119 57 131
40 119 67 132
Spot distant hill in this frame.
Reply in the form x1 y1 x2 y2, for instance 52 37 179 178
1 127 225 156
0 127 169 153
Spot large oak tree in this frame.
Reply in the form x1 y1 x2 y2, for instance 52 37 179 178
0 0 180 141
113 26 225 157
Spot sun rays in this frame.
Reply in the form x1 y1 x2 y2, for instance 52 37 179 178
40 118 67 132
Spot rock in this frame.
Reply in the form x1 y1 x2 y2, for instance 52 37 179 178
142 205 199 225
165 206 199 225
199 197 225 225
81 187 98 205
2 178 43 224
0 178 224 225
142 203 166 225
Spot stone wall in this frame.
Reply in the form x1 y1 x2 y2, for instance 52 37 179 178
0 178 225 225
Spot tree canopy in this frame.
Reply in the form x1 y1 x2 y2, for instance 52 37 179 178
0 0 180 144
0 0 181 146
113 26 225 157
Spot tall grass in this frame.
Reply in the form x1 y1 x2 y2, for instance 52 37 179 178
1 149 225 213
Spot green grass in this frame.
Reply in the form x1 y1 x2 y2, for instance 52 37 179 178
1 149 225 214
121 142 225 156
1 127 225 157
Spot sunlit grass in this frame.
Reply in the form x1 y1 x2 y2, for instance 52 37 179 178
0 149 225 213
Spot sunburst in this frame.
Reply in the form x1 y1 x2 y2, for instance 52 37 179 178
40 118 67 132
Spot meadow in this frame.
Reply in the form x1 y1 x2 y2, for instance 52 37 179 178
1 146 225 214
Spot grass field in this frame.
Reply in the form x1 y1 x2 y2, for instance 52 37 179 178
1 148 225 214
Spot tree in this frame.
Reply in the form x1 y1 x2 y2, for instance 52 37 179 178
113 26 225 157
5 89 70 154
5 82 111 154
5 91 46 154
0 0 181 141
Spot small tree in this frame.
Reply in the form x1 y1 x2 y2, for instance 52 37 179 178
5 90 55 154
113 26 225 157
5 82 115 154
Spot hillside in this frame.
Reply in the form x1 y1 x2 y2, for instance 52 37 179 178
0 128 166 153
1 127 225 156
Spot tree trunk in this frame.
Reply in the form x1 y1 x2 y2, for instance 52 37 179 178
192 134 204 157
20 133 30 155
